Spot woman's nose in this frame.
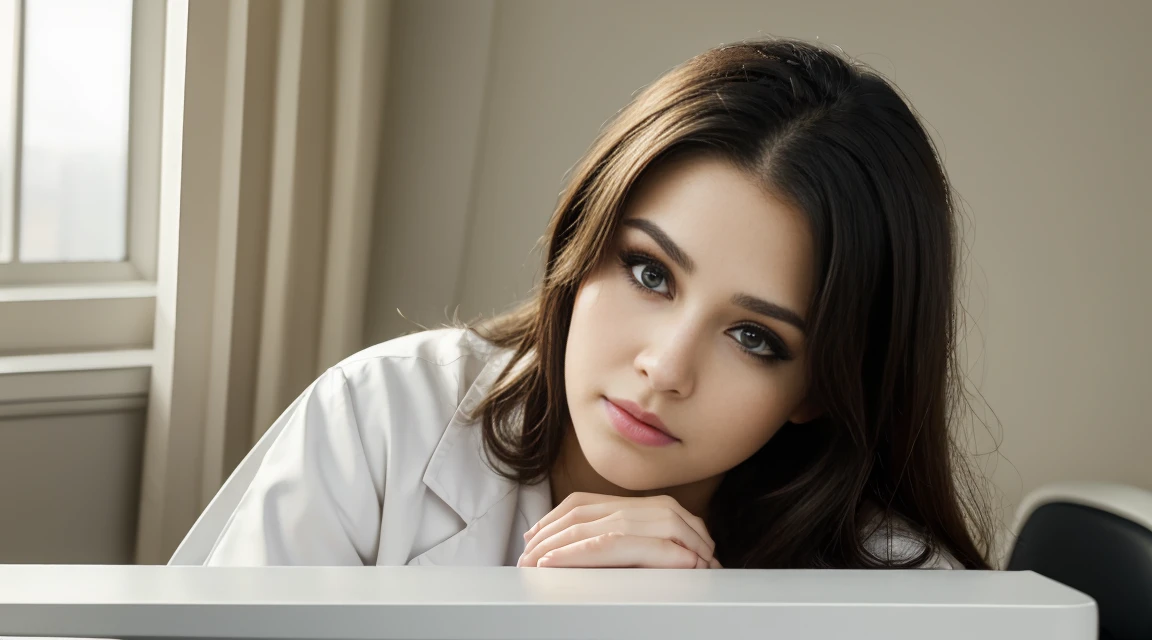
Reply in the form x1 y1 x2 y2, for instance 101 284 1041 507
633 325 698 397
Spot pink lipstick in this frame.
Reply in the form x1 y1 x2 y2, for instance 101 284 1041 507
603 397 679 447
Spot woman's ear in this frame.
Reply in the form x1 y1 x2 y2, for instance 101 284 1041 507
788 398 822 425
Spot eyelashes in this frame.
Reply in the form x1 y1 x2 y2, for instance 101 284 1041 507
615 248 794 363
619 249 672 295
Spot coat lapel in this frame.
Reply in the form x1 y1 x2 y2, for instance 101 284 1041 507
408 345 533 566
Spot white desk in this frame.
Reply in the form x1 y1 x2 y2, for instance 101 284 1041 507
0 565 1095 640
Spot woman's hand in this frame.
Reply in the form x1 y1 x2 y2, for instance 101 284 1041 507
517 492 722 569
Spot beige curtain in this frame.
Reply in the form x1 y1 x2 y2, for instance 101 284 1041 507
134 0 390 565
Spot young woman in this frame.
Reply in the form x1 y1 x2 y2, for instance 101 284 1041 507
195 38 993 570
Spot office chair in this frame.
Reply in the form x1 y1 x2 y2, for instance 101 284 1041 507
1007 482 1152 640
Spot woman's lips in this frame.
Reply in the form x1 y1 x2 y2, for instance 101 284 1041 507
602 397 679 447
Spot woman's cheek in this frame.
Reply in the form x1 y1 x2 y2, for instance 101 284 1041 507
706 380 794 457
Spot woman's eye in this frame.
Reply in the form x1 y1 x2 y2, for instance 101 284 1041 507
727 326 773 356
631 263 669 294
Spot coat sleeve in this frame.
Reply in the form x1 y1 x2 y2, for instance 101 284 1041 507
203 367 383 565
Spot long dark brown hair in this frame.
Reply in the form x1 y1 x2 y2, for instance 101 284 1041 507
467 38 993 569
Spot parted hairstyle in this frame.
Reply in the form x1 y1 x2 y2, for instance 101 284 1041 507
467 38 994 570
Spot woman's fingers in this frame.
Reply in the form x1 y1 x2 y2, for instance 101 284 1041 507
524 492 601 540
523 499 714 559
535 533 703 569
519 510 714 568
525 493 713 554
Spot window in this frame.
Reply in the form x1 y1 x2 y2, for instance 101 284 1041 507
0 0 160 286
0 0 162 364
8 0 132 263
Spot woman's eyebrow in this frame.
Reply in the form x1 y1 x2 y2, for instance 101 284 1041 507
622 217 807 334
622 218 696 274
731 293 807 333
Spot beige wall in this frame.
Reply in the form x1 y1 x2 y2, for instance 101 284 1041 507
0 410 144 563
367 0 1152 544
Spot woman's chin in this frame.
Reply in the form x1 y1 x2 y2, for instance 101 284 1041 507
582 441 676 492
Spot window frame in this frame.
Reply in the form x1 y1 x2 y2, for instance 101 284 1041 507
0 0 163 284
0 0 163 358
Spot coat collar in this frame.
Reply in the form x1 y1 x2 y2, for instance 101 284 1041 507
420 348 515 522
411 338 551 565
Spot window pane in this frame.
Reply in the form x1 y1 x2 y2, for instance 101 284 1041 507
0 0 17 263
19 0 131 263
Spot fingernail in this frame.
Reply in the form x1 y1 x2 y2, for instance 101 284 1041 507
523 530 530 540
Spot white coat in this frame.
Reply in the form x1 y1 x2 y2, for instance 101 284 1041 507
199 327 958 568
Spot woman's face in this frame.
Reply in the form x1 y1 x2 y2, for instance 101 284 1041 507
564 154 817 493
